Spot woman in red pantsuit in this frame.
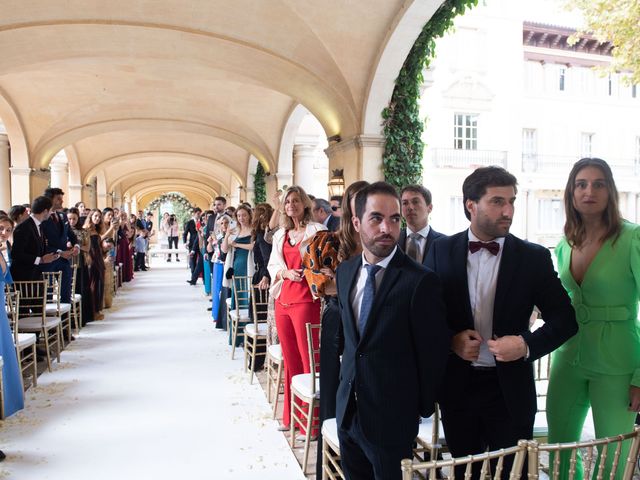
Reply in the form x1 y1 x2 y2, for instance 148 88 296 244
268 186 326 430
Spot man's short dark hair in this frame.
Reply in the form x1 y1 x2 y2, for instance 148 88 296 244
102 207 114 215
31 196 53 214
355 182 400 220
192 207 202 214
44 187 64 199
313 198 332 214
400 185 432 206
330 195 343 203
462 166 518 220
214 196 227 204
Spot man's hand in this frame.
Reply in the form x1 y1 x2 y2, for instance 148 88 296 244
41 252 60 264
487 335 527 362
452 329 483 361
629 385 640 412
256 276 270 290
59 249 73 260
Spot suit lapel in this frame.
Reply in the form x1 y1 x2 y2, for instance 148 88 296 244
398 228 407 251
493 235 518 328
358 249 403 345
453 231 475 329
422 229 436 266
340 256 362 342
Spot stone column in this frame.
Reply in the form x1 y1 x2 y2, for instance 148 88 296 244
0 134 11 210
275 172 293 191
10 166 32 205
293 141 318 195
68 184 83 207
49 155 69 194
324 134 385 187
229 177 241 206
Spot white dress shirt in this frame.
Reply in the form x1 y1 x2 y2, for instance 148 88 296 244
466 229 505 367
405 224 431 263
350 246 397 324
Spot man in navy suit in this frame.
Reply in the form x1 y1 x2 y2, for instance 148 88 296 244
335 182 449 480
312 198 340 232
398 185 444 264
40 188 79 304
425 167 577 479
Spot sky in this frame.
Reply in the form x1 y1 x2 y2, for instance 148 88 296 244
520 0 584 28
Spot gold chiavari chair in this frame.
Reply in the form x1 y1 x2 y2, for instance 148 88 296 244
229 275 251 360
528 426 640 480
266 343 284 419
321 418 344 480
41 271 72 345
244 286 269 383
70 263 82 334
413 404 447 480
290 322 321 474
6 290 37 390
12 280 62 371
401 441 528 480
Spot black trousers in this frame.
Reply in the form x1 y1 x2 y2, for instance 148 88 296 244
338 408 412 480
316 296 342 479
134 252 146 271
440 368 532 480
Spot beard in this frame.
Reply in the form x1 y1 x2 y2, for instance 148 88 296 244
475 216 511 239
360 230 397 259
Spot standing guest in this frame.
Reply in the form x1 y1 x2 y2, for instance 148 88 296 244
116 211 134 282
41 187 79 304
0 215 14 265
312 198 340 232
201 210 214 295
100 208 119 242
0 215 25 426
8 205 28 226
222 205 254 346
303 181 369 479
335 182 449 480
251 203 274 290
206 196 227 238
183 207 201 280
547 158 640 480
134 228 148 272
224 206 236 218
75 202 87 228
267 186 326 431
11 196 59 282
399 185 444 264
68 207 94 325
159 212 169 253
425 167 577 479
186 221 205 286
330 195 343 218
102 237 116 308
211 215 231 329
165 214 179 262
84 209 106 320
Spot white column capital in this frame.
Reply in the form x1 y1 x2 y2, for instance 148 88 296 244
0 133 8 147
9 166 33 177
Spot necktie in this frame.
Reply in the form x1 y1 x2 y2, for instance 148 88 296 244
358 264 382 335
406 232 422 263
468 241 500 256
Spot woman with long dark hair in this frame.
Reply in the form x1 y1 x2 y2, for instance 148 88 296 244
547 158 640 479
84 209 106 320
68 208 94 324
116 210 134 282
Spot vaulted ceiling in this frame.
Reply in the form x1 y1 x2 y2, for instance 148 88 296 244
0 0 443 207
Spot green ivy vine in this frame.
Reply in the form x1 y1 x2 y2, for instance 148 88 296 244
253 162 267 204
382 0 478 190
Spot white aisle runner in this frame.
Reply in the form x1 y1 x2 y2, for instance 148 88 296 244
0 260 304 480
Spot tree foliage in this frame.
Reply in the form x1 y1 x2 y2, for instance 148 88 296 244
382 0 478 190
567 0 640 84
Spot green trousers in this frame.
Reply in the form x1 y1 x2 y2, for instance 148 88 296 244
546 356 636 480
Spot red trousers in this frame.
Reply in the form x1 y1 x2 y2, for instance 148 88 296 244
275 300 321 429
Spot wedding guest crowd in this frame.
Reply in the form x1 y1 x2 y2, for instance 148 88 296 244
198 156 638 480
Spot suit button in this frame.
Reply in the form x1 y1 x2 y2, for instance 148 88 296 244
358 353 364 358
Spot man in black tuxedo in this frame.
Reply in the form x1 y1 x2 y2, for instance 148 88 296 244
398 185 444 264
312 198 340 232
205 196 226 239
183 207 201 282
11 196 60 314
335 182 449 480
40 188 79 303
425 167 577 479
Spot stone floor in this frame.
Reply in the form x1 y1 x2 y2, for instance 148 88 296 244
0 259 305 480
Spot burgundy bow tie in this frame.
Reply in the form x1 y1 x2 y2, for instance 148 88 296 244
469 241 500 256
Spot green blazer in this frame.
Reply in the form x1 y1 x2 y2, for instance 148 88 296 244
556 221 640 386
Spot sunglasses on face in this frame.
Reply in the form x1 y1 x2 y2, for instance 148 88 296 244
331 206 339 211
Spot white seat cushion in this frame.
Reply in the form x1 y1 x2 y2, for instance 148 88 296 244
322 418 340 452
73 293 82 303
268 344 282 362
17 332 37 349
229 309 250 320
245 322 268 337
291 373 320 400
417 416 446 446
46 303 71 315
225 297 232 308
18 316 62 332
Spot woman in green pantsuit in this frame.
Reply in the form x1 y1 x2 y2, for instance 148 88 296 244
548 157 640 479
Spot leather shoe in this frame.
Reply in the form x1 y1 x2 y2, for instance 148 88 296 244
0 450 6 462
186 280 196 285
